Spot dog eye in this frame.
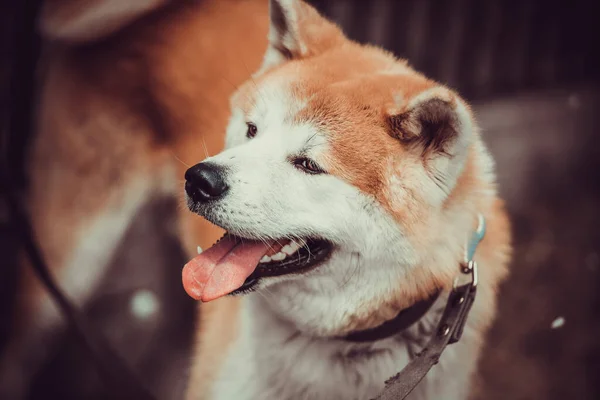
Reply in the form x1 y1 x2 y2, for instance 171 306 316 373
246 122 258 139
293 157 325 174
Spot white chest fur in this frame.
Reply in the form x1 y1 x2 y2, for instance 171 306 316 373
207 294 481 400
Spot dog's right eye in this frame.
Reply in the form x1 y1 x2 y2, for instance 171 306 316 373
246 122 258 139
293 157 326 175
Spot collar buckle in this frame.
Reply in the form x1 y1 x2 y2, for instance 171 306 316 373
449 214 485 343
448 261 478 344
454 259 478 290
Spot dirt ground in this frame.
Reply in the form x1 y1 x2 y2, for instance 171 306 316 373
0 84 592 400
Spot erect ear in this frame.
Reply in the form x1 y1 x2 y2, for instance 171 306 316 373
386 87 474 192
258 0 345 74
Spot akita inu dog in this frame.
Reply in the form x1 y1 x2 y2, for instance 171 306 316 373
182 1 511 399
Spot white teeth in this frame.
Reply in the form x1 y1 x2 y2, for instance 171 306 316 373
197 246 203 255
259 240 305 264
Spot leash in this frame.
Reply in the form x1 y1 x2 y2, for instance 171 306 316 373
2 1 157 399
368 215 486 400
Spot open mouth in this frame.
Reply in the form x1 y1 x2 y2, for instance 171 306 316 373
182 233 333 302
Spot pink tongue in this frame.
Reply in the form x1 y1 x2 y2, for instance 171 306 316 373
182 236 275 302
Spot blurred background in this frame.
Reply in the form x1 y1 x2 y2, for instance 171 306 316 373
1 0 599 399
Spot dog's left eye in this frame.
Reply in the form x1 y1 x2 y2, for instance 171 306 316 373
246 122 258 139
293 157 325 174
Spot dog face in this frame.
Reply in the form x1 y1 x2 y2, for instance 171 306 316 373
190 78 396 250
183 0 484 336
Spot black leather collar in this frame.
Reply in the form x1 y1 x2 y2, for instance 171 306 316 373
340 290 442 343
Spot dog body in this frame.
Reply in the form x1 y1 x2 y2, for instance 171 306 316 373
183 1 511 399
1 0 269 397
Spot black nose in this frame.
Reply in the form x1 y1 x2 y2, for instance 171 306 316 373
185 162 229 203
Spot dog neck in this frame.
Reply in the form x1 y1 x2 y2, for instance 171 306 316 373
224 291 453 400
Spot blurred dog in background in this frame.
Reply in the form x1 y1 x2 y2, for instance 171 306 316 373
0 0 269 397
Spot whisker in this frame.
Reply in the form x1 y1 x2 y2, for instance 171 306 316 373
241 59 267 108
170 151 191 168
220 76 239 92
201 138 210 159
303 242 313 263
256 289 271 302
306 133 318 146
262 285 276 298
338 252 361 290
257 236 276 255
293 239 302 265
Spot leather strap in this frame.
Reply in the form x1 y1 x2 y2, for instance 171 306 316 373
371 278 477 399
341 291 441 343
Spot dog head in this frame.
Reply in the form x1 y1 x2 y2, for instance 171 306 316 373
183 0 494 336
